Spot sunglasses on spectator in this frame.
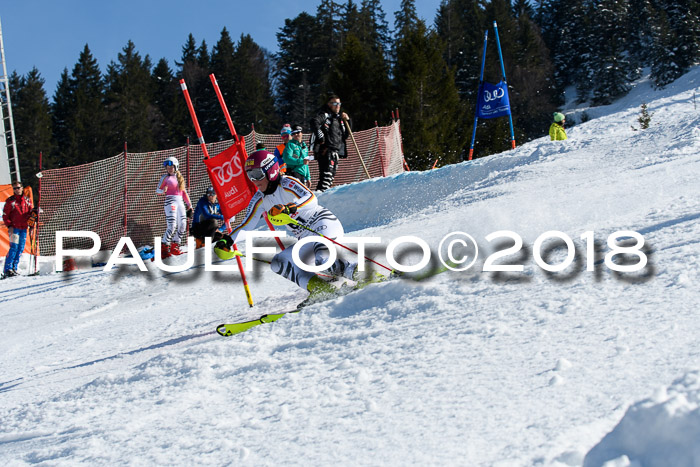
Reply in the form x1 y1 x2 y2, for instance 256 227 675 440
330 102 341 106
291 130 302 135
13 186 22 190
246 168 266 181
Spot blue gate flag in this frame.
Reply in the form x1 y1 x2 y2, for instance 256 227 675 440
476 81 511 119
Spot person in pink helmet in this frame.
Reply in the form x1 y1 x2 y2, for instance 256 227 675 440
216 150 357 302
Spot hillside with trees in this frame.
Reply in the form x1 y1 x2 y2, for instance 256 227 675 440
9 0 700 188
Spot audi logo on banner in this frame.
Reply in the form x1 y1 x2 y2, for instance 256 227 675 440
483 87 505 103
211 154 243 185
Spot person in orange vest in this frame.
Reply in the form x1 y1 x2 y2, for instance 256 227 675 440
550 112 568 140
2 181 36 278
273 124 291 175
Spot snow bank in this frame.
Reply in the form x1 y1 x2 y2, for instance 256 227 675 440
584 371 700 467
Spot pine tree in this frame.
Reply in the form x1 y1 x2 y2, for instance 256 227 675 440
50 69 73 167
508 6 560 139
152 58 190 148
540 0 590 93
176 35 214 140
651 0 700 86
315 0 343 97
512 0 535 19
572 1 598 102
342 0 362 43
52 44 107 166
435 0 486 101
104 40 157 152
393 0 420 43
650 8 682 87
329 33 392 130
210 28 238 140
664 0 700 72
275 12 322 126
590 0 634 104
359 0 392 55
393 13 464 168
626 0 657 72
9 69 54 192
230 35 278 134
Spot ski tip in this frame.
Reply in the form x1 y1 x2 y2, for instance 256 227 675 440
215 324 233 337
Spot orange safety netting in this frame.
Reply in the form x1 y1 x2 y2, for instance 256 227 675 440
36 121 404 255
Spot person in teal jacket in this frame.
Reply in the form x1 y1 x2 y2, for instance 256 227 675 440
549 112 568 140
282 125 312 187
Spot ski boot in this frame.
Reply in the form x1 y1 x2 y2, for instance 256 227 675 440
352 268 387 289
298 275 337 309
160 243 171 259
170 243 183 256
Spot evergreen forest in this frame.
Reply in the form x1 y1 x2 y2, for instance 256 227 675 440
8 0 700 189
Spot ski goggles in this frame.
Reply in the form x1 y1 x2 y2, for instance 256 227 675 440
246 167 266 181
163 160 176 167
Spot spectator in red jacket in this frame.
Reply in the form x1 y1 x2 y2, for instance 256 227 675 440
3 181 35 278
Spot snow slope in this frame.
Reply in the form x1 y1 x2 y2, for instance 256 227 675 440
1 67 699 466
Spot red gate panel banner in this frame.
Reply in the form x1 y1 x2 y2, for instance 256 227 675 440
203 138 255 221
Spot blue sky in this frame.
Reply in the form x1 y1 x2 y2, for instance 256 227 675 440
2 0 443 96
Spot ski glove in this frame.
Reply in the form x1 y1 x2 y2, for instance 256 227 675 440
269 203 297 217
27 211 38 228
186 208 193 218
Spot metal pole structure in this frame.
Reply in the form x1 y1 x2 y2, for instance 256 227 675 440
493 21 516 150
124 142 128 238
469 30 488 161
0 16 20 183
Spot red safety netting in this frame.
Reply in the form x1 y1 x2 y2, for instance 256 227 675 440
37 121 404 255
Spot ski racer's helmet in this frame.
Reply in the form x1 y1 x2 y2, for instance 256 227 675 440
245 150 280 182
164 156 179 169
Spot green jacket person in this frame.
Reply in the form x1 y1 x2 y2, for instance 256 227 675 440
549 112 568 141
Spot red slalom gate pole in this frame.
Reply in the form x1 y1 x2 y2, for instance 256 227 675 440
209 73 286 252
209 74 238 141
180 78 254 307
179 79 212 159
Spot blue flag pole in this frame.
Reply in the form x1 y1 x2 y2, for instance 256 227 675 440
468 30 488 161
493 21 516 149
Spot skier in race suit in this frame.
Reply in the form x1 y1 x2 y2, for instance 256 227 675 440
216 150 357 299
156 156 192 258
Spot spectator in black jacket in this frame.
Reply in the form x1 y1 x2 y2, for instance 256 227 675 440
309 95 350 191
